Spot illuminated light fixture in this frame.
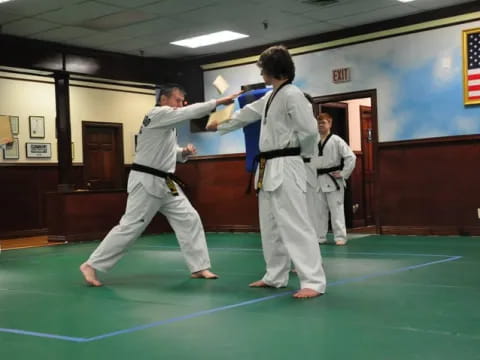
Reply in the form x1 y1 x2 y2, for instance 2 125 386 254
171 30 249 48
0 0 14 3
397 0 416 2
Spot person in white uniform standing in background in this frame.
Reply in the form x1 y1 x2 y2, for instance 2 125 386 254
207 45 326 299
80 84 238 286
307 112 356 246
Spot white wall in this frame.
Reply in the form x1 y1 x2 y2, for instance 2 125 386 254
69 85 154 164
0 73 56 163
343 98 372 152
0 73 155 164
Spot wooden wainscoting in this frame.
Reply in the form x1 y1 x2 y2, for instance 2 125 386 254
377 135 480 236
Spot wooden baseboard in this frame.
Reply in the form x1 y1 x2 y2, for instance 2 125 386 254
381 226 480 236
0 228 48 240
48 232 107 243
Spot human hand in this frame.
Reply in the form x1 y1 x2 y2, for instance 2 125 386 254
182 144 197 156
216 90 243 106
205 120 218 131
330 171 342 179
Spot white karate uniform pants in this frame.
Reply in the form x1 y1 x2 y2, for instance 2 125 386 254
307 183 347 243
87 183 211 273
258 175 326 293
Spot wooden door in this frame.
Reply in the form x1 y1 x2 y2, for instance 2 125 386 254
360 105 375 225
82 122 124 189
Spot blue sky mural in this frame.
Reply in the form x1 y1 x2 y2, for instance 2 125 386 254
177 20 480 155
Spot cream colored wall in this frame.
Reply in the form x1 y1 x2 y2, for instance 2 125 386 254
0 74 56 163
343 98 371 152
0 73 155 164
69 86 154 164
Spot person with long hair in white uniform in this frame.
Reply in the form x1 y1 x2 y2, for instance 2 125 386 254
207 46 326 299
80 84 238 286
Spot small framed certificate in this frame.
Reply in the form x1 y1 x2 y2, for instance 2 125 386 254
9 116 19 135
26 142 51 158
29 116 45 138
3 137 19 160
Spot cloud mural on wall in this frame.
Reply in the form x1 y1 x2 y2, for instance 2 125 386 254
178 20 480 155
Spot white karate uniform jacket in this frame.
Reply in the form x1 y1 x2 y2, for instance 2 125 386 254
130 100 217 197
307 134 356 192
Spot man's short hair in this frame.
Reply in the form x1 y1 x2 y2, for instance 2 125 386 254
155 83 186 105
317 112 333 123
257 45 295 82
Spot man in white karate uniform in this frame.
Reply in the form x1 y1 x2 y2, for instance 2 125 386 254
306 113 356 246
80 84 238 286
207 46 326 298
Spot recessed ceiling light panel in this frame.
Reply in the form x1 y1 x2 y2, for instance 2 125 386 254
171 31 249 48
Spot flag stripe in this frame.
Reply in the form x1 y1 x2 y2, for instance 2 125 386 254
468 79 480 86
467 68 480 75
467 74 480 81
468 90 480 97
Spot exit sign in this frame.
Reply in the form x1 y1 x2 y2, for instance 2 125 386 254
332 68 351 83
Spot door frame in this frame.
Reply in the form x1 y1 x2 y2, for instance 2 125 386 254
313 89 380 233
81 121 125 189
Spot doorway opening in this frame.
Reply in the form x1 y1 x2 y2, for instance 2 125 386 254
313 89 378 232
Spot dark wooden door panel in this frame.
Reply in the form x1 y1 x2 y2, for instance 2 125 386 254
360 105 375 225
82 122 124 190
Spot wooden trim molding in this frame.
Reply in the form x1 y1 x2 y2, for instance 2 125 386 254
379 134 480 148
0 228 48 240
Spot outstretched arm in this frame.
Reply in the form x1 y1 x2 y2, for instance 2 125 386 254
207 94 267 134
148 93 240 129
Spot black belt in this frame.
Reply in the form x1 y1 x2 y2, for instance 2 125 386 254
317 164 343 190
255 147 301 161
248 147 301 193
131 163 186 196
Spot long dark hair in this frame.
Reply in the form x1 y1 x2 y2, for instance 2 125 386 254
257 45 295 83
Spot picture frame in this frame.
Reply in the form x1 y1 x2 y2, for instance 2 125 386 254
71 142 74 161
9 116 19 135
26 142 51 158
3 137 19 160
462 27 480 105
133 133 138 153
29 116 45 138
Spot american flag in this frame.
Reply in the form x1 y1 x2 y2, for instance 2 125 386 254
465 30 480 103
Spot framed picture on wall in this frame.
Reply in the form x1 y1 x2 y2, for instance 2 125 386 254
26 142 51 158
29 116 45 138
133 133 138 153
9 116 19 135
463 28 480 105
3 137 19 160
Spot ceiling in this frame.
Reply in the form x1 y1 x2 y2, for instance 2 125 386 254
0 0 475 60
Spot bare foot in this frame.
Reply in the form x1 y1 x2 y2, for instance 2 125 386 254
191 269 219 279
293 288 323 299
80 263 102 287
249 280 274 288
335 240 347 246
